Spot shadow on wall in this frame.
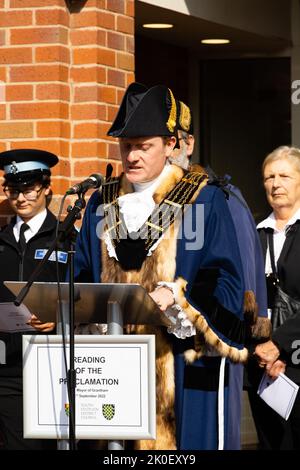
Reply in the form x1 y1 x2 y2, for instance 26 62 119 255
65 0 88 13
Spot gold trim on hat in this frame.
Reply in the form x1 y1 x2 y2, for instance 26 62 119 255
179 101 191 132
166 88 177 133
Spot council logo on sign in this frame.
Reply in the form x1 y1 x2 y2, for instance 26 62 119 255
64 403 70 417
102 404 115 420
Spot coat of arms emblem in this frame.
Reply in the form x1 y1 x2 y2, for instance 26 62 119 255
64 403 70 417
102 404 115 420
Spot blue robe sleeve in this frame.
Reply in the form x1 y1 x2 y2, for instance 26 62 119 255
174 186 248 362
74 190 103 283
226 185 268 316
224 185 270 340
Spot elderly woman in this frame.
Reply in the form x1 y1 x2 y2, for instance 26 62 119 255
253 146 300 450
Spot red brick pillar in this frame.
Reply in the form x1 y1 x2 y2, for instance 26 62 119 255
0 0 135 223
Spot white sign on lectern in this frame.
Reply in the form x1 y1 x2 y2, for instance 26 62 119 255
23 334 156 440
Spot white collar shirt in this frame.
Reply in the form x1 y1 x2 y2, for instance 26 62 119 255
257 208 300 274
13 209 47 244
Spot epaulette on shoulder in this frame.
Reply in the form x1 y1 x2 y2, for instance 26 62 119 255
205 167 231 199
205 167 251 211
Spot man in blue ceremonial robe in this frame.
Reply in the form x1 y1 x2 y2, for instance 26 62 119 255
169 99 270 449
73 82 248 449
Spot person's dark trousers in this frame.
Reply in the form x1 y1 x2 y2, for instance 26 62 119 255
289 390 300 449
248 386 287 449
0 377 56 450
248 376 300 450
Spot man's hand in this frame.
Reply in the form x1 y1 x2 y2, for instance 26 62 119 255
28 314 55 333
149 287 175 312
254 340 280 370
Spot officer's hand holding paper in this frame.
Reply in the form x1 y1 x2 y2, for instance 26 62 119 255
0 302 35 332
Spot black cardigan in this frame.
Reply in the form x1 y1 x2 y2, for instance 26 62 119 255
258 222 300 383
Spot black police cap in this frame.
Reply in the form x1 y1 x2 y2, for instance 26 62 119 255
0 148 58 186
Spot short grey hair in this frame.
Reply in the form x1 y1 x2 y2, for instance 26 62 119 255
262 145 300 174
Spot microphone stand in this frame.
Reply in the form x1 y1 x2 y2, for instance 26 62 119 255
14 193 87 451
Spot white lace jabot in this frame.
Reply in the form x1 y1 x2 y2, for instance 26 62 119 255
103 165 171 260
118 191 155 234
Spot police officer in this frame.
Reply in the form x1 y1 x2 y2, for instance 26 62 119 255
0 149 72 450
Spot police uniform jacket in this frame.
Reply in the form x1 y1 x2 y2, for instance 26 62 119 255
0 209 72 378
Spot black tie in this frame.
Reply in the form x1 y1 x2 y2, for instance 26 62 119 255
18 223 29 254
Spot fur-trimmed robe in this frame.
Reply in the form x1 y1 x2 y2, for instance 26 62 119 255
74 164 250 449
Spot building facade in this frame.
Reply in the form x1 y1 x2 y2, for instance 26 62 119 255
0 0 299 220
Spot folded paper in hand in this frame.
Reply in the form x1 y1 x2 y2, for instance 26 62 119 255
257 371 299 420
0 302 35 332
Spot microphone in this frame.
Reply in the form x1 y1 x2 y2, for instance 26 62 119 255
66 174 103 195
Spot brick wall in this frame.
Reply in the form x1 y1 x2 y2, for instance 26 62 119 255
0 0 135 224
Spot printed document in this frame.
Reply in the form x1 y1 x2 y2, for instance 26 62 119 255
0 302 35 332
258 371 299 420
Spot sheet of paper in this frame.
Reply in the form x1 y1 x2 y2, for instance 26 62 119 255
0 302 35 332
257 371 299 420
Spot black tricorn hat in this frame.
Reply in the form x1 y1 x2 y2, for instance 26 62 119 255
107 82 178 144
0 148 58 186
176 100 194 135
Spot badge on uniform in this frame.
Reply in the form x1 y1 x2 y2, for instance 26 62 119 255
34 249 68 263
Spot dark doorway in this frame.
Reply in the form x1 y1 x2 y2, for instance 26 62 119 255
135 35 189 103
199 58 291 220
